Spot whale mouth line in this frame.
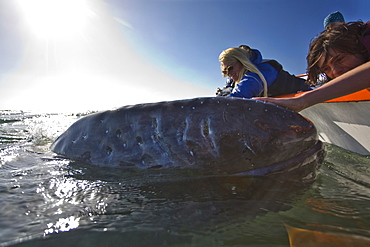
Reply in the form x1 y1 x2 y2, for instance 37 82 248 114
235 141 325 182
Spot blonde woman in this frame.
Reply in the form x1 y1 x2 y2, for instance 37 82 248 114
216 45 311 98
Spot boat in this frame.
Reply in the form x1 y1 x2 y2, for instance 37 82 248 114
280 88 370 156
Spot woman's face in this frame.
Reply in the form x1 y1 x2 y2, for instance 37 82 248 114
318 48 366 79
221 61 243 82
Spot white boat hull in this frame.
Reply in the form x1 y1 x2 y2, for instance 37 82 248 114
300 101 370 155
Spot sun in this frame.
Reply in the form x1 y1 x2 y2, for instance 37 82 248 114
16 0 91 39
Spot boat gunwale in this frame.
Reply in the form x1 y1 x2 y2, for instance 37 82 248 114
276 89 370 103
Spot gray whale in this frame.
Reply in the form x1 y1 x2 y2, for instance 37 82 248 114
51 97 324 181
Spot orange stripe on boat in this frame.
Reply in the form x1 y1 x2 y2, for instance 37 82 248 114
325 89 370 102
276 89 370 103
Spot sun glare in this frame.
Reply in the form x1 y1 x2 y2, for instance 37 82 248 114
16 0 91 39
0 0 210 112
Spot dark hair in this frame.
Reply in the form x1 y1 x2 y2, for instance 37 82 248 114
306 21 369 85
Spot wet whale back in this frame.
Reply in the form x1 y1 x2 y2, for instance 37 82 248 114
51 97 321 174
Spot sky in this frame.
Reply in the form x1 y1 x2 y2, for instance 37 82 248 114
0 0 369 112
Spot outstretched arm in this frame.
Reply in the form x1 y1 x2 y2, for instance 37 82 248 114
254 61 370 112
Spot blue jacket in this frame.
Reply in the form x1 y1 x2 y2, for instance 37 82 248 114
218 49 311 98
222 49 279 98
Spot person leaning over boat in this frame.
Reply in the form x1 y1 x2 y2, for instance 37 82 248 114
323 11 345 30
254 21 370 112
216 45 311 98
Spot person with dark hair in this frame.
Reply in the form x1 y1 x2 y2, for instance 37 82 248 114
255 21 370 112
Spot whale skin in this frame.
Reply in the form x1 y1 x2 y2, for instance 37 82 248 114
51 97 325 181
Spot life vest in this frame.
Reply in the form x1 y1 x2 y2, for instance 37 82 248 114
262 59 311 96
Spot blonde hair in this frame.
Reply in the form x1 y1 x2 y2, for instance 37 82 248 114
219 46 268 97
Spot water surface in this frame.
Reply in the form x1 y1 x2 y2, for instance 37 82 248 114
1 110 370 246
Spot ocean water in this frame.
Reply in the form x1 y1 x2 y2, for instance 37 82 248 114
1 110 370 247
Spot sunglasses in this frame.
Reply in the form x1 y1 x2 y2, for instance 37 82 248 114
222 65 235 75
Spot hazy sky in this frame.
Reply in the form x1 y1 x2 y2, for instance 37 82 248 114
0 0 369 112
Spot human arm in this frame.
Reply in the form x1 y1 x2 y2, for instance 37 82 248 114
253 61 370 112
216 78 234 96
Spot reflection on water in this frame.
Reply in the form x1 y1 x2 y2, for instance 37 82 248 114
45 216 80 235
0 111 370 246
